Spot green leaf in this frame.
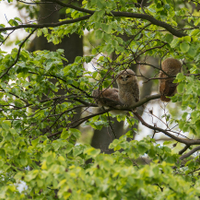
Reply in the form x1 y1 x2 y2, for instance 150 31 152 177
188 44 198 58
69 128 81 139
0 149 5 158
14 17 22 23
176 73 185 82
180 42 190 53
31 138 40 147
20 157 28 166
25 170 39 182
183 36 191 42
73 144 84 157
177 83 185 93
43 27 48 35
190 29 200 36
94 10 105 20
37 29 43 37
84 146 100 158
92 71 98 79
65 143 74 153
1 121 11 130
170 38 179 48
75 56 82 63
61 129 70 139
195 120 200 135
182 112 188 120
95 30 104 39
37 179 44 187
163 33 173 43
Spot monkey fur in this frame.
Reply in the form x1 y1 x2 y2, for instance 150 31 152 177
159 58 182 102
93 69 139 111
116 69 139 107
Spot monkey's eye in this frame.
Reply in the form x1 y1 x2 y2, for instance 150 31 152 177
126 75 131 78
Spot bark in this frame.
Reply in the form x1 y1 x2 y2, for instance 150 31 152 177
91 115 124 154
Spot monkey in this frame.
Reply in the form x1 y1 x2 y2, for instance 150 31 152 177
92 88 122 107
116 69 139 108
92 69 139 112
159 58 182 102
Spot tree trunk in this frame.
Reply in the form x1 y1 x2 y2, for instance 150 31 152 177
91 114 124 154
29 1 83 132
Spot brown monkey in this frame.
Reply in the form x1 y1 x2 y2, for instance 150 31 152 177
116 69 139 107
93 69 139 110
92 88 122 107
159 58 182 102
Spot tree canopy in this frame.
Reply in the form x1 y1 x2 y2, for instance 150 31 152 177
1 0 200 199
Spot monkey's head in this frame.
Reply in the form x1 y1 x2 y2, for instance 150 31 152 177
161 58 182 74
116 69 137 85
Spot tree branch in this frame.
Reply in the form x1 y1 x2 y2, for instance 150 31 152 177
69 94 162 128
0 3 187 38
111 12 187 37
48 0 187 37
0 15 91 32
49 0 94 14
134 112 200 146
47 94 164 138
0 28 37 79
129 94 161 109
179 145 190 155
179 145 200 160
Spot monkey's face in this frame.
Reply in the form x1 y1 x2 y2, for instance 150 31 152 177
116 69 136 85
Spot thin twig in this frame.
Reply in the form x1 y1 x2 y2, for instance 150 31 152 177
134 112 200 146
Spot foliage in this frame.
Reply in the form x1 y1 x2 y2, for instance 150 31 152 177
0 0 200 199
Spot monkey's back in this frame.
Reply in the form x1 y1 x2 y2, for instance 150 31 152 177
92 88 121 107
159 58 182 102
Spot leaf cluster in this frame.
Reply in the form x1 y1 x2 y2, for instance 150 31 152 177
1 0 200 199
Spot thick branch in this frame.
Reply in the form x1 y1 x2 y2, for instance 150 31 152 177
130 94 161 109
0 4 186 38
179 146 200 160
50 0 187 37
179 145 190 155
111 12 187 37
50 0 94 14
70 94 162 128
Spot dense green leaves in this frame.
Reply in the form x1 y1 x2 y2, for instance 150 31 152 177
1 0 200 199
